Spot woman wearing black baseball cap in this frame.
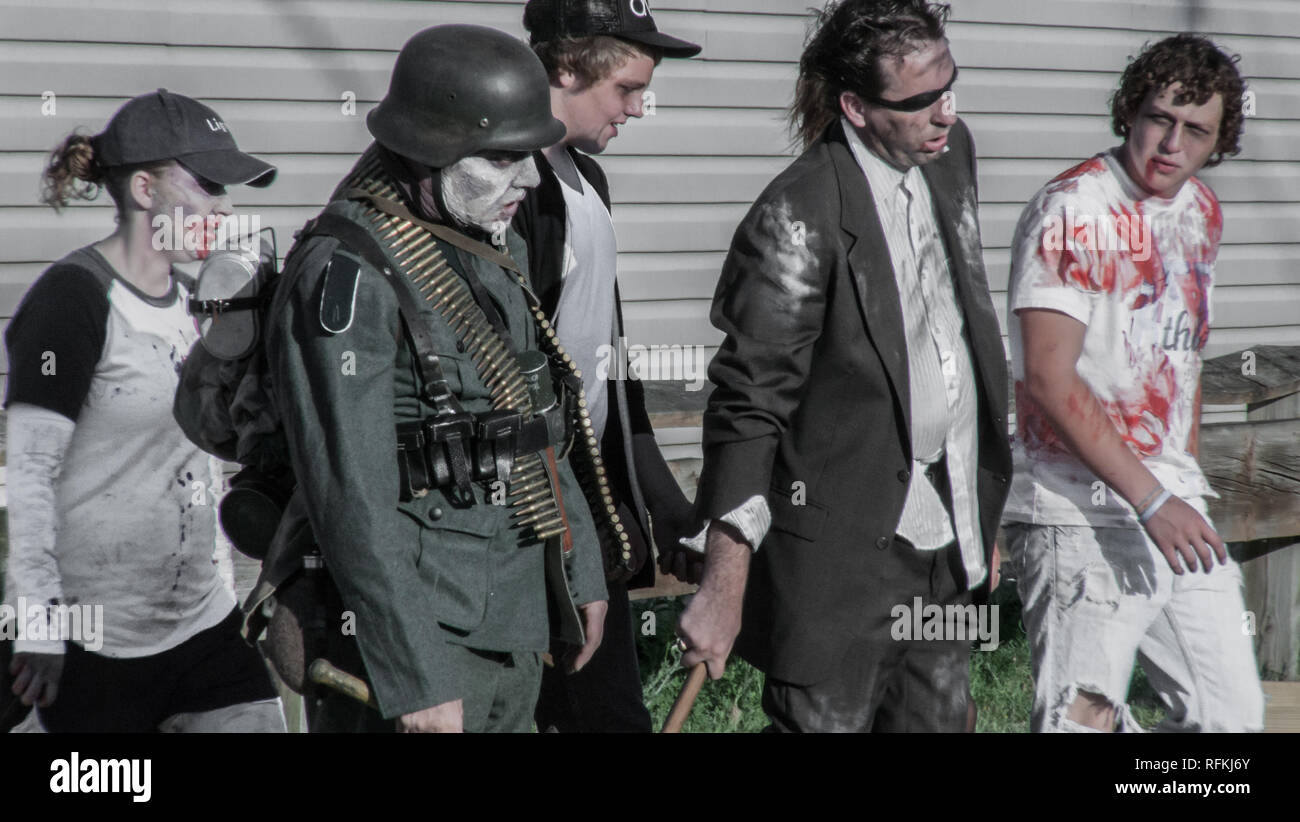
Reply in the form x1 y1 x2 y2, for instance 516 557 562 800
4 90 284 732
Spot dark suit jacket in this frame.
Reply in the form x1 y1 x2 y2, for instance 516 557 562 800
695 119 1012 685
514 148 688 588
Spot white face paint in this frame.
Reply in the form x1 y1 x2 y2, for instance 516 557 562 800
440 152 540 232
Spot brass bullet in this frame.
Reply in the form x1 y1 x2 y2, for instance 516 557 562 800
516 509 562 528
510 490 551 509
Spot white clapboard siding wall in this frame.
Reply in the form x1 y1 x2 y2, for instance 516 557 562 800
1 0 1297 448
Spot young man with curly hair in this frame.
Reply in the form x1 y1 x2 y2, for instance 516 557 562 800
1004 33 1265 732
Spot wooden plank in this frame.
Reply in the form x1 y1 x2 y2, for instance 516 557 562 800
1201 418 1300 543
1205 326 1300 357
964 114 1300 164
629 568 698 602
0 1 784 62
6 0 1295 64
1243 546 1300 681
20 189 1280 274
1262 681 1300 730
2 235 1293 319
616 252 727 301
0 41 398 100
643 379 712 429
0 0 534 50
952 0 1300 38
0 43 800 111
0 152 790 208
1202 345 1300 405
948 21 1300 80
0 204 326 268
979 159 1300 206
622 299 720 347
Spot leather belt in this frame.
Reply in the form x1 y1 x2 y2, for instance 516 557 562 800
394 405 568 501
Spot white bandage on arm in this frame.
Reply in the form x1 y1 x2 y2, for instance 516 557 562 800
680 494 772 555
5 403 75 655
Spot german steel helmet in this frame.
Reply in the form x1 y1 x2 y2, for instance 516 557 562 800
367 24 566 168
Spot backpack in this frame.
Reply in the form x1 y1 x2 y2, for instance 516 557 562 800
174 211 433 560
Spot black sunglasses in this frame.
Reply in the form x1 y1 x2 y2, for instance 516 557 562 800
864 66 959 112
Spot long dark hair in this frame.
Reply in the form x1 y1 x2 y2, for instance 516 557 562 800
790 0 950 149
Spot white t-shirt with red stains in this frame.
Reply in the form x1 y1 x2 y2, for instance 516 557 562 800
1005 148 1220 527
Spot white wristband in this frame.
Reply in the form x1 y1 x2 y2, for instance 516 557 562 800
1139 489 1173 523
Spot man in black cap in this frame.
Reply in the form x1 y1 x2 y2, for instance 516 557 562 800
264 25 608 732
4 89 283 732
513 0 700 733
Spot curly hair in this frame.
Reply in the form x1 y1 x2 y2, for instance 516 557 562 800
41 130 170 215
790 0 950 149
531 35 662 88
1111 33 1246 168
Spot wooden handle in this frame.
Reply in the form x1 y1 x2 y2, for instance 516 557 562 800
308 658 378 709
660 663 708 733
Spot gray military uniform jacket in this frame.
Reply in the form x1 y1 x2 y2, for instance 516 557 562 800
267 197 607 719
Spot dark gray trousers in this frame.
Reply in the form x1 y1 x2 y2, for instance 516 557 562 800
761 538 973 733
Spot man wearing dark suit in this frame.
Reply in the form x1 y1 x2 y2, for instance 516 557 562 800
676 0 1012 732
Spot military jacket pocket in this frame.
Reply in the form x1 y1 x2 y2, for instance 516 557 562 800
398 496 502 632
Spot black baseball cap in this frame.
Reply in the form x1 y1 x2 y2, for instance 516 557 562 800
524 0 701 58
92 89 277 188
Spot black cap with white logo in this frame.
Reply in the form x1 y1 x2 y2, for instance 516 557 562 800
92 89 277 188
524 0 701 58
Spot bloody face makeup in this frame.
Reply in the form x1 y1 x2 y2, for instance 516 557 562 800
1120 83 1224 200
147 163 233 261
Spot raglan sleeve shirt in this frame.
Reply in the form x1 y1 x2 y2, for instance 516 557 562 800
3 266 110 654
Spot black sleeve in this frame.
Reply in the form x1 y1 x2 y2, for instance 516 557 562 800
4 265 109 421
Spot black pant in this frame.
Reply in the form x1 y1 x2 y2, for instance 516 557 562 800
38 608 277 733
761 539 973 733
534 579 652 732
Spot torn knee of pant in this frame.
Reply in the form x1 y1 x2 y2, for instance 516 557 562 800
1113 701 1143 733
1052 683 1127 732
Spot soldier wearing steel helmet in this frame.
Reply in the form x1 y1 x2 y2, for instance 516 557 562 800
268 24 608 733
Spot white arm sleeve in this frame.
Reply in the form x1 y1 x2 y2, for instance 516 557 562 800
679 494 772 555
4 402 75 655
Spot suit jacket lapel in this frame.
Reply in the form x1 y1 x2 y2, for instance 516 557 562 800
829 126 913 443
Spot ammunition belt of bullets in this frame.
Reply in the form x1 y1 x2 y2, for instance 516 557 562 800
340 156 570 543
516 282 634 576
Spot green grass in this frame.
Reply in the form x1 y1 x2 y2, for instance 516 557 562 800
637 596 768 733
637 583 1171 733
